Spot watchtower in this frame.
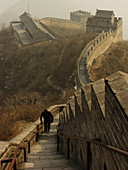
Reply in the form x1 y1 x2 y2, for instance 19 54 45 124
86 9 122 39
70 10 91 25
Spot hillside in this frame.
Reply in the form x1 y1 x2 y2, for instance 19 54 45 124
0 28 96 140
88 41 128 81
40 18 86 36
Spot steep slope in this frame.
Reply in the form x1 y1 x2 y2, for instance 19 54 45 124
40 18 85 36
88 41 128 81
0 28 96 140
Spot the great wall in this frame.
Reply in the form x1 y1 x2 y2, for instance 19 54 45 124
10 12 86 46
78 28 122 86
0 9 128 170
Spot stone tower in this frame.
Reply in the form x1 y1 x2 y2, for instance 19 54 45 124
70 10 91 25
86 9 122 39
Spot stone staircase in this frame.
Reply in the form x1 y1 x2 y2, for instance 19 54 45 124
18 114 84 170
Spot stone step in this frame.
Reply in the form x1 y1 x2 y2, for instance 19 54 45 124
29 152 62 156
42 168 84 170
27 154 65 161
21 166 84 170
30 143 57 151
38 140 57 144
52 118 59 122
18 114 83 170
39 134 57 139
19 166 84 170
19 159 84 169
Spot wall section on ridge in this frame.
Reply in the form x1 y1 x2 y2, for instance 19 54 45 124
78 28 122 85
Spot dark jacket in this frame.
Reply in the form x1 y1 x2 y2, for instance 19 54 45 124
40 110 53 124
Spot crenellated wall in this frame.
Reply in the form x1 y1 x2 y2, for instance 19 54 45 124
78 28 122 86
59 71 128 169
70 10 91 25
41 17 86 26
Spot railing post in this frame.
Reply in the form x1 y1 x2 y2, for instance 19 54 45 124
67 138 70 159
36 125 39 142
19 147 27 162
28 141 30 153
14 161 17 170
86 142 91 170
57 129 59 152
24 148 27 162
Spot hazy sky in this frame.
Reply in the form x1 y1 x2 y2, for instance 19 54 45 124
0 0 128 39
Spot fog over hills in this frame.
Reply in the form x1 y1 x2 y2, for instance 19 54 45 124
0 0 128 40
0 0 77 27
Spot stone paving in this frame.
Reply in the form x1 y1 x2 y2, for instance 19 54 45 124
11 22 32 45
19 114 84 170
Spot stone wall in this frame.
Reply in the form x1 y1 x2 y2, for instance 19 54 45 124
40 17 86 37
39 22 66 39
70 10 91 25
42 17 85 26
78 28 122 85
86 29 122 67
0 104 64 169
59 71 128 169
10 22 32 46
86 9 123 36
11 14 86 46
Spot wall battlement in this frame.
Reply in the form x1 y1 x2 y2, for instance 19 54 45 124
70 10 91 25
41 17 86 26
78 28 122 85
59 71 128 169
86 9 123 35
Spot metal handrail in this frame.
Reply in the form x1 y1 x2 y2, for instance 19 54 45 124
1 106 62 170
1 146 26 170
24 125 43 153
8 145 22 170
1 125 43 170
57 133 128 157
57 129 128 169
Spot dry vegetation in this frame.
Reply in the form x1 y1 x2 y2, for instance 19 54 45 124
40 19 86 36
88 41 128 81
0 28 96 140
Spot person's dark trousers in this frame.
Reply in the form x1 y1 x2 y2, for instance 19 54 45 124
44 122 51 132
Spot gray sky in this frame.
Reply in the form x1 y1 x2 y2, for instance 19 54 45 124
0 0 128 39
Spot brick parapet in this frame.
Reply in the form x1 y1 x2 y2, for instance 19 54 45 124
59 72 128 169
41 17 86 26
78 28 122 85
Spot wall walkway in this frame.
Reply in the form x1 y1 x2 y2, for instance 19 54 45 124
78 29 122 86
18 114 83 169
0 104 65 169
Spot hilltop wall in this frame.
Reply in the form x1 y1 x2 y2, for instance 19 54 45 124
59 71 128 169
78 28 122 85
70 10 91 25
41 17 86 26
41 17 86 36
39 22 66 39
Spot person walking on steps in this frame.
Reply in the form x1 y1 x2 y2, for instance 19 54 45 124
40 109 53 134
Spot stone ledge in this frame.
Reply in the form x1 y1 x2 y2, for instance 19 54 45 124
0 141 10 158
